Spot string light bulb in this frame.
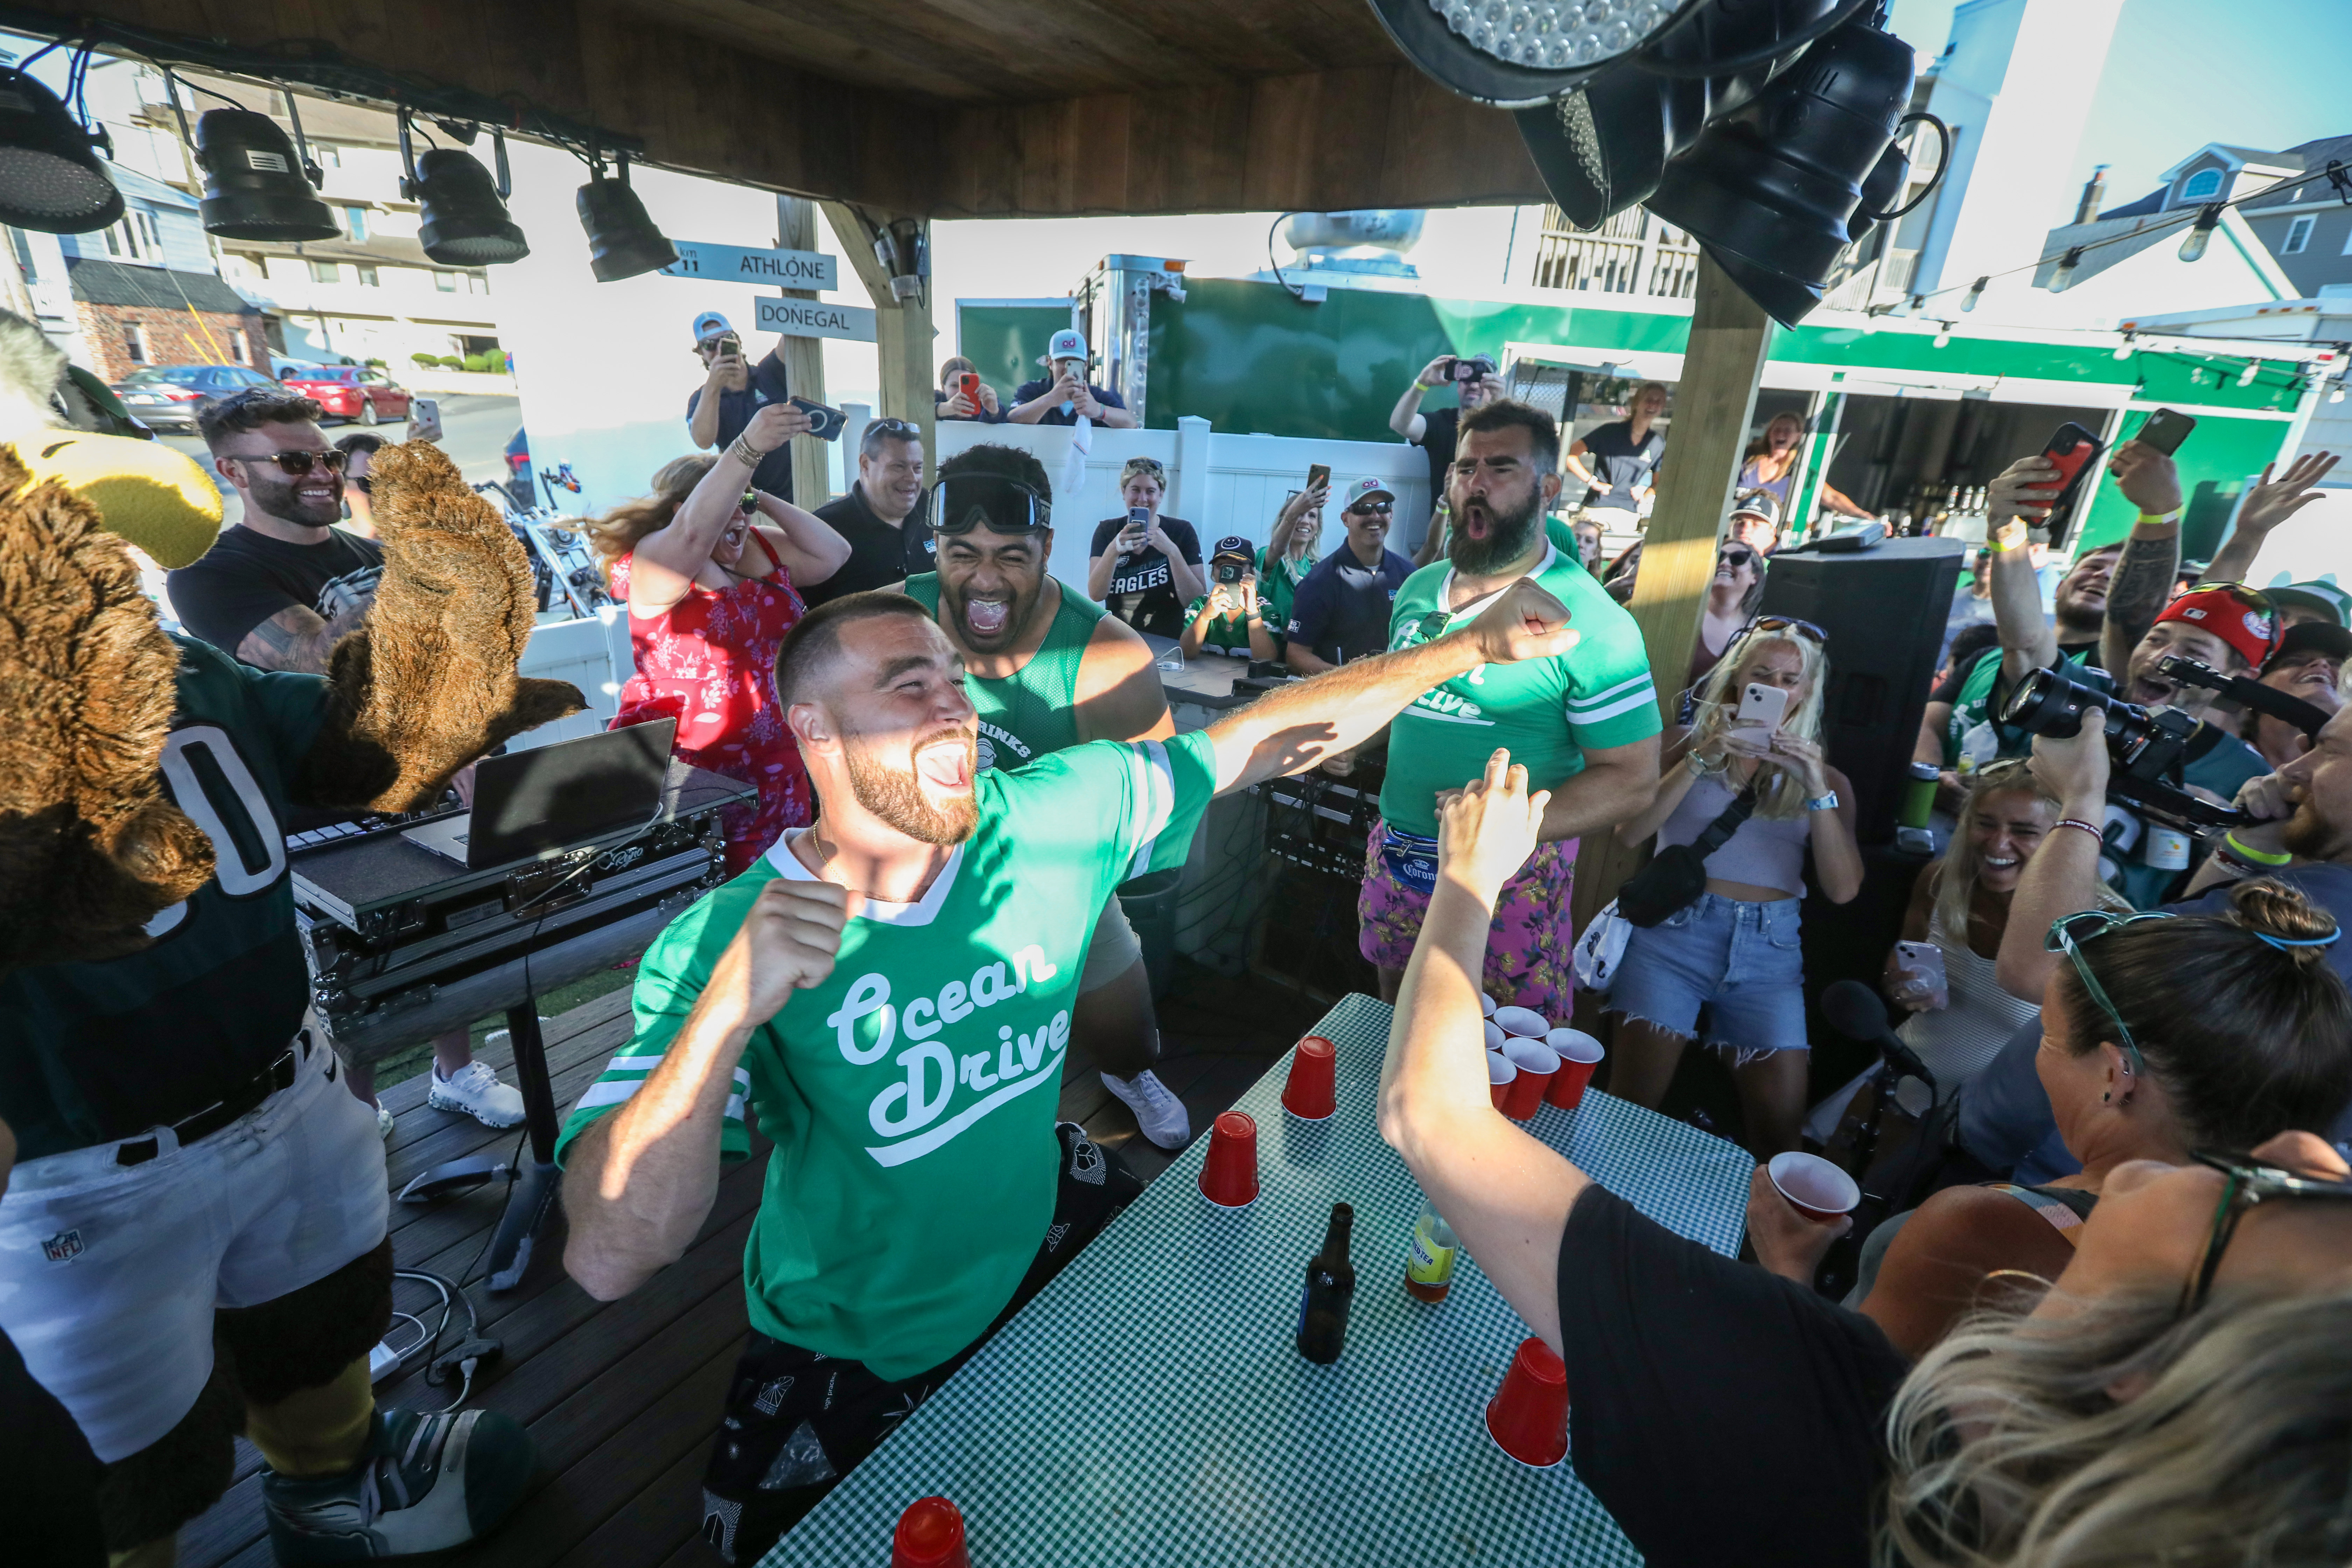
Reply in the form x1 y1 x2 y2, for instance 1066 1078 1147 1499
2050 246 2084 292
1961 276 1987 312
1933 323 1952 348
2179 204 2220 264
2236 361 2259 388
2114 333 2135 360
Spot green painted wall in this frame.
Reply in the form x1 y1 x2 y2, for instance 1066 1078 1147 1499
957 304 1074 407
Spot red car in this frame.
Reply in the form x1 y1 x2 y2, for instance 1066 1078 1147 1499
279 365 413 426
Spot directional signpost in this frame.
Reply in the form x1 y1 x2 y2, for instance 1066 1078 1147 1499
755 296 876 343
660 241 838 289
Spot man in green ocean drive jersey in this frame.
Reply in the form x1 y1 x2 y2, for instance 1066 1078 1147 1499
558 566 1584 1558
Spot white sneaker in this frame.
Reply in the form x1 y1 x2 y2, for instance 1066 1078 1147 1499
427 1060 527 1128
373 1098 394 1140
1100 1069 1191 1149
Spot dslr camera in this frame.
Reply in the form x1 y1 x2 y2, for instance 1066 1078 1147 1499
1999 662 2249 830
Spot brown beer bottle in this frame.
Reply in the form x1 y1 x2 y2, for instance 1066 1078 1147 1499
1295 1202 1356 1364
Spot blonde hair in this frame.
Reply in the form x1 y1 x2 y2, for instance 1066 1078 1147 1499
1745 411 1807 463
572 454 715 586
1119 457 1167 495
1687 628 1827 819
1883 1286 2352 1567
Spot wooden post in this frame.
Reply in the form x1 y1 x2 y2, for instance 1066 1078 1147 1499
820 202 935 473
1570 253 1774 934
774 195 833 509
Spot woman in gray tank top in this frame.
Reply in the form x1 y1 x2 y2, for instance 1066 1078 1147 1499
1604 621 1864 1156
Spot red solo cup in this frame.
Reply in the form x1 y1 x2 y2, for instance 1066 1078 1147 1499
1482 1019 1506 1052
1493 1005 1549 1042
1487 1051 1517 1110
1479 992 1497 1019
1768 1151 1861 1224
1499 1037 1559 1120
1281 1035 1337 1120
1543 1029 1605 1110
1484 1337 1570 1468
892 1496 971 1568
1198 1111 1260 1208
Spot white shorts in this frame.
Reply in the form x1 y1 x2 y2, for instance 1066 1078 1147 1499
1080 896 1144 993
0 1031 388 1462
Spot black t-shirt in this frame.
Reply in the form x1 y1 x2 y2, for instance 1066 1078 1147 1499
166 524 385 659
685 349 794 498
1412 405 1461 499
1088 514 1202 638
1011 379 1129 427
1558 1185 1908 1568
806 482 936 608
1577 419 1665 513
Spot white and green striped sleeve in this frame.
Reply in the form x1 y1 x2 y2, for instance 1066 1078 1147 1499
1559 584 1662 749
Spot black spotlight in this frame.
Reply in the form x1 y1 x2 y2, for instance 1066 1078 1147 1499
0 68 122 233
197 108 338 241
1648 19 1940 325
401 114 528 266
1513 0 1857 229
1365 0 1692 107
577 153 676 282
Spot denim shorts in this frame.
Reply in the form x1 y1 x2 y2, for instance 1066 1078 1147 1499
1606 892 1809 1056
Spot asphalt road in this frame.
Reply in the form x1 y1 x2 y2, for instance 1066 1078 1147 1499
157 393 522 528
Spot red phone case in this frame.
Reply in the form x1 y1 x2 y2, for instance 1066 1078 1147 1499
960 372 981 401
2033 424 2104 527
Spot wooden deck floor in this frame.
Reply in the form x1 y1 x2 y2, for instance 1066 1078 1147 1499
179 961 1326 1568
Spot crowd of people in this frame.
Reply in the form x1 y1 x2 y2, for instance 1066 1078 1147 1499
8 302 2352 1568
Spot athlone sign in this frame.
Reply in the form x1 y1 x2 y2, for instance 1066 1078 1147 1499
662 241 840 289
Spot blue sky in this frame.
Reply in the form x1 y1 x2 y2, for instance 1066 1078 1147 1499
1887 0 2351 204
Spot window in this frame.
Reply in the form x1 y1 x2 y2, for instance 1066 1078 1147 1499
356 265 379 287
137 212 160 252
308 259 341 285
124 324 149 365
2179 167 2225 202
316 144 341 168
227 330 247 365
2284 215 2316 255
433 270 457 292
342 205 367 242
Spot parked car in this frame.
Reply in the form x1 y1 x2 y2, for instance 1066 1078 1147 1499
279 365 414 426
270 354 319 379
110 364 281 433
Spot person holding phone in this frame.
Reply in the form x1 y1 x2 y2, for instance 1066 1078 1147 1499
1181 537 1279 661
1087 455 1203 637
1008 329 1138 428
1390 352 1502 546
579 403 852 875
1258 478 1326 658
1609 620 1864 1155
1564 380 1669 520
684 309 796 501
935 356 1002 423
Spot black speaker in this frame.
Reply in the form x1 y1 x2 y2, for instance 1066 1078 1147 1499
1755 537 1963 844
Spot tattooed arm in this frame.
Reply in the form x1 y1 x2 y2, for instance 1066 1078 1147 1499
2099 441 2184 677
233 597 373 676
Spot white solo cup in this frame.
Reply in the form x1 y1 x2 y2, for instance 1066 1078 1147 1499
1493 1005 1550 1041
1486 1050 1517 1110
1483 1019 1507 1052
1480 993 1497 1018
1768 1151 1862 1223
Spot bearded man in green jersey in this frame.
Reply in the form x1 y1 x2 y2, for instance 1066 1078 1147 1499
558 558 1585 1562
895 443 1192 1149
1362 399 1661 1017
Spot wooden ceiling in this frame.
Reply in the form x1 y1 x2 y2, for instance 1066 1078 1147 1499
14 0 1545 218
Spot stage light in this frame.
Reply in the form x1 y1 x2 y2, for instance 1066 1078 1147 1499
1371 0 1697 108
1509 0 1863 229
1961 276 1986 312
196 108 337 241
0 67 122 233
2178 203 2219 263
2049 246 2084 292
402 114 527 266
1647 19 1934 326
577 153 675 282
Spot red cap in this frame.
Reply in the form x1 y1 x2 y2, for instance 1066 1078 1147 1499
2154 585 2281 671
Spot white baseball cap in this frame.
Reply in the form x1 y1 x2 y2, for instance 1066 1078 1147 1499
1044 327 1088 364
1344 477 1396 510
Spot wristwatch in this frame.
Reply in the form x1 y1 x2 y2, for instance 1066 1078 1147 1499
1804 790 1840 811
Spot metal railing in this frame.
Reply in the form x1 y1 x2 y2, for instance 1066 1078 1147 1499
1530 206 1700 299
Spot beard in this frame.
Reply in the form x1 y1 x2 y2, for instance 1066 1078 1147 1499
844 726 979 845
2282 799 2346 862
246 468 343 528
1448 485 1545 576
940 568 1043 654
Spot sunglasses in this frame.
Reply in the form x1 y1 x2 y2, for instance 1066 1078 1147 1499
1348 501 1394 517
931 472 1052 536
1724 615 1825 656
2181 1149 2352 1315
2043 908 2178 1081
870 418 921 440
1719 546 1759 568
230 448 348 477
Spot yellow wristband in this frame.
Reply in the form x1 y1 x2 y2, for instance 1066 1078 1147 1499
2138 511 2181 527
2224 831 2293 866
1411 381 1432 393
1989 533 2024 552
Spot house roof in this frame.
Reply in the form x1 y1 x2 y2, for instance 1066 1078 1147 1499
65 258 256 314
105 162 198 212
2158 143 2305 183
217 234 452 271
2239 133 2352 209
2102 186 2168 220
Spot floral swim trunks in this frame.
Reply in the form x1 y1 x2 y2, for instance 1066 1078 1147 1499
1357 819 1578 1018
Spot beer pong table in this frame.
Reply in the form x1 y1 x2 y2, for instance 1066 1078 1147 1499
765 994 1754 1567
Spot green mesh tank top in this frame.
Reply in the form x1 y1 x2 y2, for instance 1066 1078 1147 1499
903 573 1109 771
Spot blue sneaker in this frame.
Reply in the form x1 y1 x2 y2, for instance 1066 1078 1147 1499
261 1406 535 1561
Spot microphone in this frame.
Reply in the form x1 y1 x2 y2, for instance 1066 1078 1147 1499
1823 978 1935 1089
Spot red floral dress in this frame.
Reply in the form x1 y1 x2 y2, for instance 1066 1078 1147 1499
610 533 812 876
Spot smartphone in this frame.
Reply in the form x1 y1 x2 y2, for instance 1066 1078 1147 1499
1454 353 1497 383
1735 681 1791 733
1894 940 1949 1009
713 334 741 359
1307 463 1330 495
2035 421 2106 543
958 371 981 405
788 396 846 441
2134 407 2196 456
1123 504 1150 546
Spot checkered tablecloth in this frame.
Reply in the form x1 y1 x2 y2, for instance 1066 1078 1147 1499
765 993 1754 1567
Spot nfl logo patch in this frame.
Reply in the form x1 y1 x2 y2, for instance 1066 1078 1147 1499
41 1229 83 1263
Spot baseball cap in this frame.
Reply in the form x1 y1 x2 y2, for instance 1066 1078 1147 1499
1343 477 1396 511
1728 488 1780 524
2264 618 2352 674
692 310 733 345
2155 583 2282 670
1211 534 1255 564
1044 327 1088 365
2267 578 2352 629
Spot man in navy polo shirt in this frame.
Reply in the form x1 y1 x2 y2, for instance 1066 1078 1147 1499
685 309 793 499
1286 477 1415 673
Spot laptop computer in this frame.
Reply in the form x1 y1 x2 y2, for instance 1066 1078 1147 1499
401 720 677 871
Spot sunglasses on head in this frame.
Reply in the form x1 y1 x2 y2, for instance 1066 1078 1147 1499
231 448 348 477
870 418 921 440
2043 908 2177 1081
2181 1149 2352 1316
931 472 1052 536
1727 615 1825 652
